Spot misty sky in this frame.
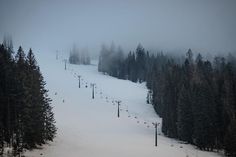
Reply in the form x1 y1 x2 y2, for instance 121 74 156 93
0 0 236 54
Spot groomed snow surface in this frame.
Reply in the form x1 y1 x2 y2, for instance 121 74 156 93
24 52 222 157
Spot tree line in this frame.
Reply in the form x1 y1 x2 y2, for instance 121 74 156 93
0 38 56 156
98 43 236 156
98 43 125 78
69 45 91 65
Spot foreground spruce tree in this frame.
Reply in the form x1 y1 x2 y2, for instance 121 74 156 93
0 43 56 155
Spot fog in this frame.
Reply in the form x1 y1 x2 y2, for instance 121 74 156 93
0 0 236 55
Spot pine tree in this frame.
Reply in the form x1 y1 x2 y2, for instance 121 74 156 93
3 35 14 54
177 84 193 143
161 62 181 138
213 56 226 149
135 44 146 82
191 57 217 150
224 119 236 157
223 63 236 156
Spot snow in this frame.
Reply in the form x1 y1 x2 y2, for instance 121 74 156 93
24 52 222 157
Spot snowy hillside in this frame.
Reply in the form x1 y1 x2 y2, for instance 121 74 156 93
24 52 222 157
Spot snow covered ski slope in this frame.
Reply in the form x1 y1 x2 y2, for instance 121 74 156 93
25 52 222 157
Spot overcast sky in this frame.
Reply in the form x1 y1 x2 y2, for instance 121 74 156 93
0 0 236 55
